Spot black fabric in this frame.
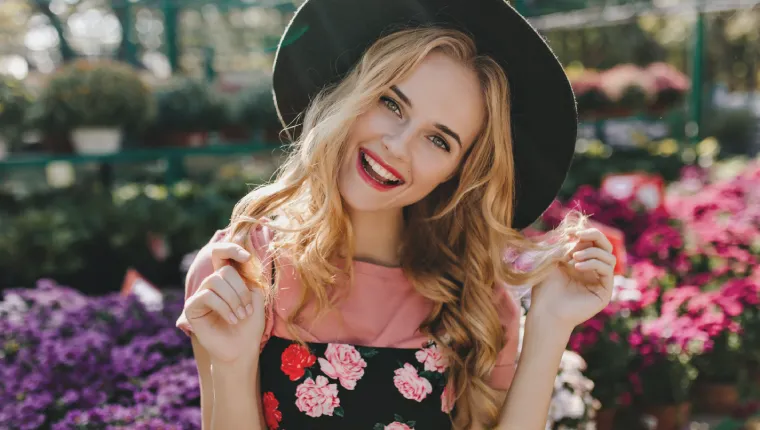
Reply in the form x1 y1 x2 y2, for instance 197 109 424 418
271 0 578 229
259 336 453 430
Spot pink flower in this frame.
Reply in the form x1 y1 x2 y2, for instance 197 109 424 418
415 345 448 373
385 423 413 430
295 376 340 417
318 344 367 390
394 363 433 402
441 386 454 414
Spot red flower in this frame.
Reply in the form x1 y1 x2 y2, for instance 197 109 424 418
262 392 282 430
281 343 317 381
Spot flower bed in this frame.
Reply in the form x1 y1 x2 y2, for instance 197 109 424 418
537 159 760 427
0 280 198 429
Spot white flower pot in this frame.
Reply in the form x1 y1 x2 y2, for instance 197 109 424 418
71 127 123 155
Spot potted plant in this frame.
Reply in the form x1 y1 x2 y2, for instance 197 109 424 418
0 75 33 158
568 69 611 119
689 280 760 414
645 63 689 113
144 78 227 147
599 65 657 116
231 74 283 144
627 311 701 430
569 305 634 430
39 59 154 154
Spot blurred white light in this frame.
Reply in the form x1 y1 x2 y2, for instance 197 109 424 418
67 9 122 55
25 25 59 51
0 55 29 79
142 52 171 79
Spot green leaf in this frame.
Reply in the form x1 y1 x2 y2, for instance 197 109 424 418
358 347 379 358
334 407 344 417
304 369 312 380
394 414 404 422
407 420 417 427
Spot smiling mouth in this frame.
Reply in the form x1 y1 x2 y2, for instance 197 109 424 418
359 149 405 187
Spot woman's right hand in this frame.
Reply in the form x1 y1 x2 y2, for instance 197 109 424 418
183 243 267 364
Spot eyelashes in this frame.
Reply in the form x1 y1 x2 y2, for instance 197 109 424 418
379 95 451 152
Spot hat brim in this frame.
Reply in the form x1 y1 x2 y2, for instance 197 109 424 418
272 0 578 229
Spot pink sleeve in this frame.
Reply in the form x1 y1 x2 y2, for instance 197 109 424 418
175 224 276 347
486 285 521 391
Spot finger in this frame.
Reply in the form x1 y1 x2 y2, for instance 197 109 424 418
210 243 251 271
572 247 616 267
573 259 614 284
577 229 613 254
193 288 240 325
218 265 254 317
206 274 246 322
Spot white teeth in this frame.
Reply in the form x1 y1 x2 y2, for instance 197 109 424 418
363 152 401 182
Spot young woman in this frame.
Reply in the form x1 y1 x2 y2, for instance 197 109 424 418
176 0 616 429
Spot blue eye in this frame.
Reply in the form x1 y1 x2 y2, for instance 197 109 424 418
381 96 402 118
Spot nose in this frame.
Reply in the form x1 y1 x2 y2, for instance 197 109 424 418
381 128 412 162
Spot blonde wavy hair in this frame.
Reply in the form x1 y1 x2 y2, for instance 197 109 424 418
227 26 587 429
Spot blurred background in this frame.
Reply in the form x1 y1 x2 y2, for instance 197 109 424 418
1 0 760 429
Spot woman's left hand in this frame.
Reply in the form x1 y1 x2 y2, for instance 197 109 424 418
530 228 616 329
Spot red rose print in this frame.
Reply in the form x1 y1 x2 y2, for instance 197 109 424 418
262 392 282 430
281 343 317 381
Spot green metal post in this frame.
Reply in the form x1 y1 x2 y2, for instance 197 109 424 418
163 0 180 73
122 3 138 66
204 46 216 82
689 6 705 144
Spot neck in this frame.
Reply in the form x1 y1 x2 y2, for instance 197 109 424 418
347 207 404 267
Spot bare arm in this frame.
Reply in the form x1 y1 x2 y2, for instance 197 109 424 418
210 358 264 430
191 337 215 430
495 312 571 430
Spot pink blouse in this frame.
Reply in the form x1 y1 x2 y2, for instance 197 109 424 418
176 223 520 391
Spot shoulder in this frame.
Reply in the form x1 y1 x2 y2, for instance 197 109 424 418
487 283 523 391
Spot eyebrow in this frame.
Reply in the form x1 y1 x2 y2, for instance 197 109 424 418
390 85 463 148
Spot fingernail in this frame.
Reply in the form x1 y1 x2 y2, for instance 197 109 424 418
238 249 250 259
246 304 254 316
228 313 238 324
237 307 246 319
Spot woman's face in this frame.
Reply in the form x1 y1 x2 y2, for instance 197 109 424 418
338 52 486 214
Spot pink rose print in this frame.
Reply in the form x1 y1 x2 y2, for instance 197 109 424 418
394 363 433 402
385 422 413 430
441 386 454 413
415 344 448 373
318 343 368 390
295 375 341 418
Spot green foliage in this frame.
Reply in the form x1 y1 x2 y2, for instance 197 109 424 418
38 60 155 132
148 78 229 132
0 172 268 294
229 74 281 130
0 75 32 130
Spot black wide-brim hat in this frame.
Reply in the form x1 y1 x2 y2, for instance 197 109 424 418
272 0 578 229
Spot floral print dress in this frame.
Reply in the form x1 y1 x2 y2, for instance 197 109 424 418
259 336 454 430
